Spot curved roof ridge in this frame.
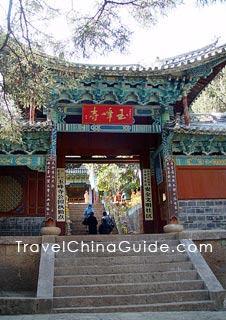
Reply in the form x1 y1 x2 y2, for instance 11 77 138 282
71 41 226 71
46 40 226 73
160 39 219 62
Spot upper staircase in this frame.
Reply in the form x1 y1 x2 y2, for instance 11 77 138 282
69 203 105 235
51 233 225 313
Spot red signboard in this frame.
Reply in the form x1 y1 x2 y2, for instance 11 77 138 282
82 104 133 124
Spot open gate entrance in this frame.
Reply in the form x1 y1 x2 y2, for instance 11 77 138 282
56 131 165 234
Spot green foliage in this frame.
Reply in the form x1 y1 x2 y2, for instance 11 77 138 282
0 41 54 109
69 0 179 57
0 98 22 143
86 163 140 198
192 67 226 113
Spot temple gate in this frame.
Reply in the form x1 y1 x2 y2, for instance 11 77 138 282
1 42 226 235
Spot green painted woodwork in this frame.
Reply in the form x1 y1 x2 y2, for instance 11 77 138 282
50 104 163 133
0 130 52 156
49 125 57 155
0 155 46 172
162 126 174 157
48 56 225 114
57 123 161 133
172 133 226 156
50 76 191 116
0 126 52 171
44 55 226 137
1 51 226 172
175 156 226 166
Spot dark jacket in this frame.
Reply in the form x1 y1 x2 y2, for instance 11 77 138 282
99 218 112 234
86 214 98 234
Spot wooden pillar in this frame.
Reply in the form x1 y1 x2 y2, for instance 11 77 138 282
164 156 179 219
140 150 155 233
45 154 57 221
56 155 66 235
45 126 57 222
183 95 190 126
29 105 35 124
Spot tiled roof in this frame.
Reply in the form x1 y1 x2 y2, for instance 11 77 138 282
173 124 226 136
156 40 225 69
20 120 53 131
170 113 226 135
57 41 226 73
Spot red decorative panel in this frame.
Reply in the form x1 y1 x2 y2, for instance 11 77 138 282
82 104 133 124
28 171 45 216
38 174 45 214
0 176 23 213
176 166 226 199
165 156 178 216
45 155 56 220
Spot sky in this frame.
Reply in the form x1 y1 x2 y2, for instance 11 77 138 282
1 0 226 66
49 0 226 66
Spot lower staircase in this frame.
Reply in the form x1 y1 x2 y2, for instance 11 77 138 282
51 233 225 313
69 203 105 235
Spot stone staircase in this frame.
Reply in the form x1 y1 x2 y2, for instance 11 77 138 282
69 203 105 235
51 234 224 313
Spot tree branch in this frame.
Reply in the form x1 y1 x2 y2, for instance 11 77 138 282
0 0 13 52
18 0 33 53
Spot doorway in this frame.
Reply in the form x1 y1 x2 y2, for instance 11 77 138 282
57 131 162 233
65 159 143 234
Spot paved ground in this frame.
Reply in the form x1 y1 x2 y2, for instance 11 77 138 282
1 312 226 320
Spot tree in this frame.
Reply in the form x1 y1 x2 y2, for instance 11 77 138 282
69 0 226 58
191 67 226 114
0 0 60 140
86 163 140 198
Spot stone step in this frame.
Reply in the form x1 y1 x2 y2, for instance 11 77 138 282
71 225 89 232
54 270 198 286
54 261 193 276
55 244 182 258
52 300 216 313
69 205 104 212
55 252 188 267
69 211 103 216
51 233 220 312
56 238 180 246
56 233 177 242
54 279 204 296
52 290 210 308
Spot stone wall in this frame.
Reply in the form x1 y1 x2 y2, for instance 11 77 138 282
0 217 45 236
195 239 226 290
126 206 143 234
0 237 41 293
179 230 226 293
178 199 226 230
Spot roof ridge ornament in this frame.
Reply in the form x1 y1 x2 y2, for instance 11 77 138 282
157 38 221 68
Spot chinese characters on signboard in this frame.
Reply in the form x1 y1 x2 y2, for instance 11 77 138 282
165 156 178 216
82 104 133 124
45 155 56 220
142 169 153 221
57 168 66 222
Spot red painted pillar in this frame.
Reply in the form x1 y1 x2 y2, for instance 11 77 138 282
140 150 155 233
56 155 66 235
45 155 57 221
29 105 35 124
164 156 179 220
